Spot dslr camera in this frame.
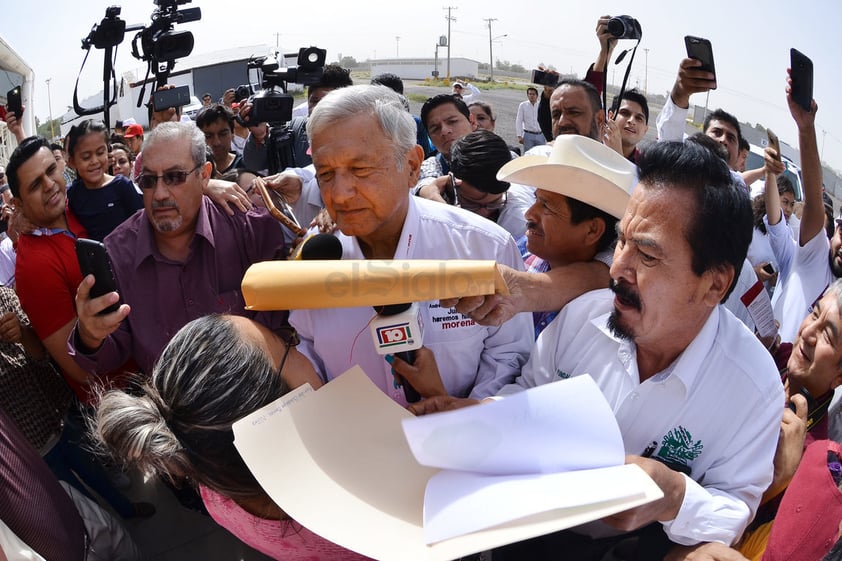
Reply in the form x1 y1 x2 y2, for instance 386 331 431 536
247 46 327 124
607 15 642 40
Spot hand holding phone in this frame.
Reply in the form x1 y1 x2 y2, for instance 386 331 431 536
684 36 717 89
443 173 458 206
75 239 120 315
767 128 782 162
790 48 814 113
6 87 22 117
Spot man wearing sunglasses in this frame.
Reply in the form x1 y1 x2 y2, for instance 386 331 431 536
68 122 288 377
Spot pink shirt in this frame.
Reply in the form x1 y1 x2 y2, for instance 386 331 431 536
200 486 372 561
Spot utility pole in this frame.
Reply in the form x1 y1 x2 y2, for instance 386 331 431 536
643 48 649 95
444 6 457 80
396 36 400 58
45 78 54 140
484 18 497 81
822 129 828 162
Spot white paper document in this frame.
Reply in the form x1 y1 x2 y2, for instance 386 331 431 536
232 367 663 561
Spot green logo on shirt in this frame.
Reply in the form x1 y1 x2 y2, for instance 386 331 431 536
657 426 703 465
555 369 570 379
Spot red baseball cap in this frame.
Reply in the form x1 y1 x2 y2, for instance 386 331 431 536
124 124 144 138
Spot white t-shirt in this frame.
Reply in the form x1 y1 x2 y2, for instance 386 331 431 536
769 217 834 342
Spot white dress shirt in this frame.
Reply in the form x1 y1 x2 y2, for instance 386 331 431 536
498 288 783 546
291 196 533 406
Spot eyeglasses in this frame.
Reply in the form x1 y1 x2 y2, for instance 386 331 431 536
459 192 507 213
136 164 202 190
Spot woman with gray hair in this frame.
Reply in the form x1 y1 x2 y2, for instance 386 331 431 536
94 314 370 560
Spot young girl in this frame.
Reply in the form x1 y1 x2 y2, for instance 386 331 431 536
109 142 134 180
66 120 143 241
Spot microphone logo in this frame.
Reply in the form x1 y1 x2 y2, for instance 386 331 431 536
375 323 416 349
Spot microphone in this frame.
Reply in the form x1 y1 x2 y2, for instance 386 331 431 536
293 234 424 402
370 302 425 402
293 232 343 260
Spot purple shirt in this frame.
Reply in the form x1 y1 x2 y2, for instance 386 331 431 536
69 196 286 375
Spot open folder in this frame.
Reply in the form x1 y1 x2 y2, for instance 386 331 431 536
232 367 663 561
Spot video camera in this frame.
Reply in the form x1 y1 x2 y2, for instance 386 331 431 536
245 46 327 125
75 0 201 125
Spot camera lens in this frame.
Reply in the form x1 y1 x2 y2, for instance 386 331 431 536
607 18 627 38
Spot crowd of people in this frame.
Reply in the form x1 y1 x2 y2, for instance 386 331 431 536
0 13 840 561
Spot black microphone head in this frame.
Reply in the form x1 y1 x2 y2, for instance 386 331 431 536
300 233 343 260
374 302 412 316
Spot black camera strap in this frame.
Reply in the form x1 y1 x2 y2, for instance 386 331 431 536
601 38 642 121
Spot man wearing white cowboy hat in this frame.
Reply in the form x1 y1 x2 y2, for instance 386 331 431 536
505 135 635 337
411 139 783 560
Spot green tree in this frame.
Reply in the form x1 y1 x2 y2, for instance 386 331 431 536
339 56 358 68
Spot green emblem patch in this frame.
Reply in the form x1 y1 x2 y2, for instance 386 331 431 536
656 426 703 466
555 369 570 379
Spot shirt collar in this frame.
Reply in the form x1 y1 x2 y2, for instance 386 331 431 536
336 195 415 260
593 304 720 392
134 196 214 268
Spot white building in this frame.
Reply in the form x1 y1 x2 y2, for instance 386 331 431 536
370 57 479 81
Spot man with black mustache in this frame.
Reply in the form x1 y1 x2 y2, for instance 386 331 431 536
416 140 784 560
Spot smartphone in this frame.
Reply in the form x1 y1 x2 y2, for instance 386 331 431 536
531 69 559 87
684 36 716 89
152 85 191 112
790 48 813 113
75 238 120 315
767 128 782 162
6 86 22 116
443 172 458 206
762 262 777 275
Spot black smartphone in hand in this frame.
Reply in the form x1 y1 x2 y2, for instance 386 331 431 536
75 238 120 315
685 36 717 89
6 86 22 116
790 48 814 113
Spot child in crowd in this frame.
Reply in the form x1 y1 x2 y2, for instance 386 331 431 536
66 120 143 241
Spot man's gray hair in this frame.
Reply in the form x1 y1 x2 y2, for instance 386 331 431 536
308 85 417 169
143 121 206 168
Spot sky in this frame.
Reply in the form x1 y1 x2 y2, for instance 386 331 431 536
3 0 842 176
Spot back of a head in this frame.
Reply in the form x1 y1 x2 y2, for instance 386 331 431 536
449 130 512 195
308 85 416 160
420 94 471 129
145 121 207 168
371 73 404 95
94 314 289 500
637 140 751 300
309 64 353 95
6 136 50 198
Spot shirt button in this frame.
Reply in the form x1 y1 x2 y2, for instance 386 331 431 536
795 505 803 512
187 298 194 306
630 392 639 400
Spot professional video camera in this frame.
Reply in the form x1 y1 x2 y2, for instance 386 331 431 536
242 46 327 174
246 46 326 125
74 0 201 127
